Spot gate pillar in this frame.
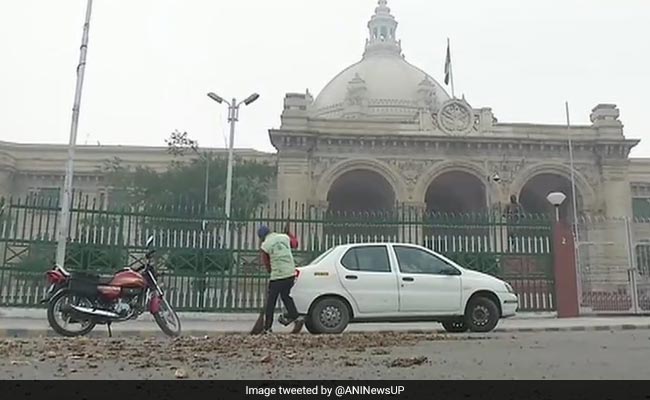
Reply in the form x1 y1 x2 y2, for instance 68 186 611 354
553 221 580 318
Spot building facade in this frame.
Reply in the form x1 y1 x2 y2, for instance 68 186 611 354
271 0 643 223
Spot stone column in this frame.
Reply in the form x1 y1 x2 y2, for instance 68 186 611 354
276 156 311 207
594 163 633 294
602 163 633 218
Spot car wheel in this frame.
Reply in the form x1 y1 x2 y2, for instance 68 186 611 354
442 319 468 333
309 297 350 334
465 296 499 333
304 317 320 334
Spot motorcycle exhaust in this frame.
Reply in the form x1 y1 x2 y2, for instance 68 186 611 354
68 304 120 319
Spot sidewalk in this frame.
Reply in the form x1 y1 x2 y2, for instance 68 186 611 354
2 307 650 338
0 307 558 321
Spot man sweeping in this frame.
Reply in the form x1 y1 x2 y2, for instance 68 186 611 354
256 224 303 334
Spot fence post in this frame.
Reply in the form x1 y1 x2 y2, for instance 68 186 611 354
552 219 580 318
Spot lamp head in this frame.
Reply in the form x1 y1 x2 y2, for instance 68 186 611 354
243 93 260 106
207 92 224 103
546 192 567 207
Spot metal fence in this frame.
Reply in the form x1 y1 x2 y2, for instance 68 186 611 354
576 216 650 314
0 194 555 312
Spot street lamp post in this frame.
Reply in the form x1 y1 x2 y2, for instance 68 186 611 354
206 92 259 247
547 192 567 222
55 0 94 267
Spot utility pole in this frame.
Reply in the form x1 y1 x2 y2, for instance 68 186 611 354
55 0 94 267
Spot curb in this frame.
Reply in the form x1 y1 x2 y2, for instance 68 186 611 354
2 324 650 338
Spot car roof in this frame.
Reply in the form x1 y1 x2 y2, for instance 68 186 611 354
335 242 425 249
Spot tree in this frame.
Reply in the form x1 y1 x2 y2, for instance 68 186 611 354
101 130 276 217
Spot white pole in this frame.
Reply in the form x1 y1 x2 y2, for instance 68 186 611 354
565 101 579 233
55 0 93 267
566 101 583 308
224 99 238 247
448 38 455 99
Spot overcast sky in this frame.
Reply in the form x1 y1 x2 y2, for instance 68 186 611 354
1 0 649 156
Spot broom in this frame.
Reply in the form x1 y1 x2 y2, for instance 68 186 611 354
250 222 303 335
249 250 269 335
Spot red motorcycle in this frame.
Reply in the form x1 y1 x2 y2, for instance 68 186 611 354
42 236 181 337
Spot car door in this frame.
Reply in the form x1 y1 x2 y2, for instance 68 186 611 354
336 245 399 315
391 245 462 314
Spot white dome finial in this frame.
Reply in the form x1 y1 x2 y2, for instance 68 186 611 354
364 0 400 58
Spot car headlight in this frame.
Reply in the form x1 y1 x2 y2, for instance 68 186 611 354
504 282 515 294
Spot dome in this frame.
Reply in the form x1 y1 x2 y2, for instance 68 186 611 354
310 0 450 120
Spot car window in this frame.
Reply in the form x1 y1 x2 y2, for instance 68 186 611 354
340 246 391 273
393 246 458 275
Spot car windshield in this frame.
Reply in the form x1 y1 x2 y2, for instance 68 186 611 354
306 247 335 266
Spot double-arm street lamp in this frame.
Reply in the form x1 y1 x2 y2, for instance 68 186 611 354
206 92 260 247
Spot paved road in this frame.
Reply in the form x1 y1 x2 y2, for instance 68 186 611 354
1 330 649 379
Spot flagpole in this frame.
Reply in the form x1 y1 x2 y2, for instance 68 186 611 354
448 38 455 98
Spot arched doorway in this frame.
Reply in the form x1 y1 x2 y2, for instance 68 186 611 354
325 169 396 242
423 171 488 250
425 171 487 214
327 169 396 213
519 173 582 221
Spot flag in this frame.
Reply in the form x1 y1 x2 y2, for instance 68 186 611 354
444 39 451 85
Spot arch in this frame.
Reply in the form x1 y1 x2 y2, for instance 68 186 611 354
415 161 491 205
510 162 596 212
519 173 583 221
425 171 488 214
327 169 395 213
316 158 405 204
322 164 399 240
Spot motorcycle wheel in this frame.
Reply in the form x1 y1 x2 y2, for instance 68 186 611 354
46 289 96 337
153 297 181 337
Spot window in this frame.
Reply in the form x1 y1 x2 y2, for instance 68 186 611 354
633 198 650 219
394 246 458 276
636 242 650 276
340 246 391 273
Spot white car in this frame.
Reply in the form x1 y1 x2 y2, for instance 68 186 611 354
292 242 518 334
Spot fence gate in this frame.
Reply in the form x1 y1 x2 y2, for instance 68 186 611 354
577 217 650 314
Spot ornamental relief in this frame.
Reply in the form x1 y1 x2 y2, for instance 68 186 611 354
309 157 339 182
429 99 481 136
486 158 527 186
387 159 440 192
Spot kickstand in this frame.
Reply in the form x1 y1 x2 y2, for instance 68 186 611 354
107 322 113 338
